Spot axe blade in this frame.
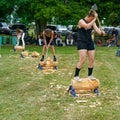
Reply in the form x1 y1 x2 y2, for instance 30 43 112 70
91 4 97 11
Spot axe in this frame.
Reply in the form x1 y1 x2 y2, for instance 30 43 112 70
91 4 102 30
45 47 49 59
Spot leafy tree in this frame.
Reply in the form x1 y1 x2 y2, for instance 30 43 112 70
30 0 89 33
0 0 120 34
0 0 14 20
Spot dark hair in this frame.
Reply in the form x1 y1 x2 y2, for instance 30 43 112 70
88 10 95 17
45 28 51 34
44 28 52 37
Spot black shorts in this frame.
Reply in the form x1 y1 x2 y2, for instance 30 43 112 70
43 40 54 46
77 41 95 50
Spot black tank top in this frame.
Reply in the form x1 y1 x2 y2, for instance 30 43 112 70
45 29 52 41
78 19 93 42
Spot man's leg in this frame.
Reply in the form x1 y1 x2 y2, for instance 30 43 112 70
16 35 21 46
66 39 69 45
74 50 87 79
21 33 25 47
38 39 42 46
87 50 96 79
40 45 46 61
71 39 73 45
51 46 57 61
115 36 119 46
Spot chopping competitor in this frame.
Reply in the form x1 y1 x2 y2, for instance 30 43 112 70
74 10 105 81
16 29 25 47
40 28 57 61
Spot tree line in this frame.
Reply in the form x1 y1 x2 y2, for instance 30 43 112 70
0 0 120 34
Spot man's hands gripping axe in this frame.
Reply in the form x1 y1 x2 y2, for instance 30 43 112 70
91 4 106 36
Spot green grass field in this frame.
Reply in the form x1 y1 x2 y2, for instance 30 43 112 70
0 45 120 120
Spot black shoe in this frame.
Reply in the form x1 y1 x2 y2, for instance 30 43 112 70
53 56 57 61
40 57 44 61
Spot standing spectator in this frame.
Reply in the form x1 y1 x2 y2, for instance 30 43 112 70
40 28 57 61
112 28 118 46
73 10 105 81
16 29 25 47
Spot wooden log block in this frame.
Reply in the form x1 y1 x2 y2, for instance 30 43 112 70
21 51 29 57
32 51 40 57
71 78 100 94
14 46 25 51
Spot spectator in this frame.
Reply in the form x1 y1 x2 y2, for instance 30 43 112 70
56 32 63 46
65 32 73 45
113 28 119 46
27 36 36 45
38 32 43 46
107 28 118 47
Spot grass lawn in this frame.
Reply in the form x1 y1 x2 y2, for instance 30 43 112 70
0 45 120 120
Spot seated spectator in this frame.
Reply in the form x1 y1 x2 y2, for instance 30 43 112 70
65 32 73 45
106 28 118 47
107 38 115 47
56 32 63 46
38 32 43 46
28 37 36 45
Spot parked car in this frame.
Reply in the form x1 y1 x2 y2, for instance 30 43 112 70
46 24 57 32
9 23 29 36
102 26 120 35
102 26 114 35
46 24 70 36
0 20 11 35
56 25 70 36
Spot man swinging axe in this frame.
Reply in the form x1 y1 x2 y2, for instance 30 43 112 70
40 28 57 61
73 4 105 81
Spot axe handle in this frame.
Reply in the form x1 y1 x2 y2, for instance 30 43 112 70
92 9 102 30
97 17 102 30
46 48 48 59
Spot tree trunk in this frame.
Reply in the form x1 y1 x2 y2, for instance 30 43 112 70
35 20 47 36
